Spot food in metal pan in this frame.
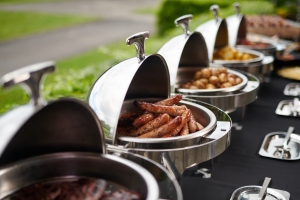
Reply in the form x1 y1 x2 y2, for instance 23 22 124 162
5 178 142 200
213 45 256 60
117 94 204 138
237 39 270 48
180 67 243 89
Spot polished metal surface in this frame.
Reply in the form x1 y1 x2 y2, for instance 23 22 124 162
273 127 293 159
177 70 260 113
175 67 248 94
284 83 300 96
87 32 170 145
195 6 228 62
109 99 231 178
259 131 300 160
257 177 271 200
230 186 289 200
174 14 193 36
126 31 149 63
275 98 300 117
109 149 183 200
0 152 159 200
158 14 209 93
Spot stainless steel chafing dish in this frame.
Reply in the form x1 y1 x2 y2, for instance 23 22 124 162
158 14 260 114
226 2 286 58
87 31 232 181
0 62 183 200
195 5 270 81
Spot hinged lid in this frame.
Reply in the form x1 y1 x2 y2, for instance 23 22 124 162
87 31 170 145
195 5 229 61
0 62 106 167
158 14 209 93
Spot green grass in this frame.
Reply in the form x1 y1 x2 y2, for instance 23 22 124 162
0 11 98 41
0 1 276 115
0 0 63 4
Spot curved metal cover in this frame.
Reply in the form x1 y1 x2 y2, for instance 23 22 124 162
158 32 209 93
226 14 247 47
87 54 170 145
0 98 106 167
195 18 229 61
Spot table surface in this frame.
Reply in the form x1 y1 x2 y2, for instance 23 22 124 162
181 73 300 200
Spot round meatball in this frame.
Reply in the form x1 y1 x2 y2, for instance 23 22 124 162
206 83 216 89
221 82 233 88
209 75 219 85
235 77 243 85
193 80 206 89
227 77 236 85
200 68 211 78
211 68 220 76
199 78 209 85
194 71 202 80
218 73 227 83
219 67 227 74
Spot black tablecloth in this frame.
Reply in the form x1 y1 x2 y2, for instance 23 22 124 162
181 74 300 200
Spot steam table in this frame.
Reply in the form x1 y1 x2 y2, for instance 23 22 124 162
181 72 300 200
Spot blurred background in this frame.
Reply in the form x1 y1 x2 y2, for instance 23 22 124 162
0 0 299 114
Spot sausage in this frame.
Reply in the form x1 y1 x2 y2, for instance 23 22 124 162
134 101 186 117
188 114 198 133
196 122 204 131
166 109 191 136
155 94 182 106
179 122 189 136
136 113 170 136
116 126 138 136
132 113 155 128
138 116 182 138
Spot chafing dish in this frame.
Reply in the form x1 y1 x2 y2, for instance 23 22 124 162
195 5 270 81
157 14 260 114
87 31 232 181
0 62 183 200
284 83 300 96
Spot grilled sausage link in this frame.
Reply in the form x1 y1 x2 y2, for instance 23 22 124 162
155 94 182 106
179 122 189 136
136 113 170 136
188 114 198 133
132 113 155 128
134 101 186 117
138 116 182 138
166 109 191 136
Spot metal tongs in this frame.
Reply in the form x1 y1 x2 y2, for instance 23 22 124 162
274 126 294 159
288 98 299 116
257 177 271 200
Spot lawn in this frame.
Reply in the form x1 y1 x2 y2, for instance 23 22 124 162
0 0 276 114
0 11 98 42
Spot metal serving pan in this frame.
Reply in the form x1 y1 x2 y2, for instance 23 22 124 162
87 31 232 180
0 62 182 200
157 14 260 113
195 5 270 80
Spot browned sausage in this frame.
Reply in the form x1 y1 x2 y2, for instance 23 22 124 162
116 126 138 136
196 122 204 131
138 116 182 138
134 101 186 117
179 122 189 136
155 94 182 106
188 114 198 133
166 109 191 136
118 112 141 127
132 113 155 128
136 113 170 136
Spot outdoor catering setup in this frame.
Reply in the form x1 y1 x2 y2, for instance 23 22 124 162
157 14 260 121
87 31 232 182
195 5 273 82
0 62 183 200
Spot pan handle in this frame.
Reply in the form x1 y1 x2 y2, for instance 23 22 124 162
126 31 150 63
1 61 55 107
233 2 241 16
174 14 193 37
210 5 220 22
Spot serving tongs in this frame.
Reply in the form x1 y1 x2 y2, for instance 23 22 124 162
257 177 272 200
273 126 294 159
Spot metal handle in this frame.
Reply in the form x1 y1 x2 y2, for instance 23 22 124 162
233 2 241 15
1 61 55 107
126 31 150 63
210 5 220 22
257 177 271 200
283 126 294 149
174 14 193 37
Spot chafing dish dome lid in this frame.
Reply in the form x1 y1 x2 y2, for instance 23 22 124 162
195 5 229 62
158 14 209 93
0 62 106 167
87 31 170 145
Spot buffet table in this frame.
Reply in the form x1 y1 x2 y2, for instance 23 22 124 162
181 73 300 200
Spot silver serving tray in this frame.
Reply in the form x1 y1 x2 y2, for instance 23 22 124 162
230 186 290 200
284 83 300 96
275 99 300 117
259 132 300 160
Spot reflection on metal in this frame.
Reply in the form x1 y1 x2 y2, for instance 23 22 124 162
194 168 211 179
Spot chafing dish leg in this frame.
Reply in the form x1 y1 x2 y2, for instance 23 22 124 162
161 152 182 182
194 159 213 178
229 106 247 130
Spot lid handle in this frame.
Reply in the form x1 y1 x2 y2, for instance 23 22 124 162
126 31 150 63
174 14 193 37
233 2 241 15
1 61 55 107
210 5 220 22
